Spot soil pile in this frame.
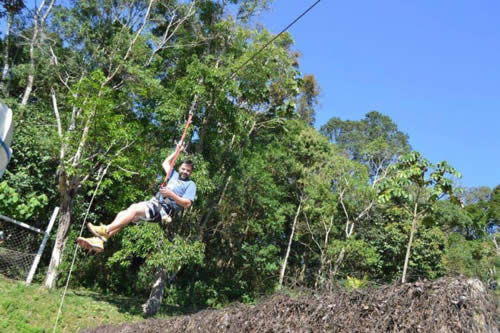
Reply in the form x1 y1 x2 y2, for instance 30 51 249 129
83 276 498 333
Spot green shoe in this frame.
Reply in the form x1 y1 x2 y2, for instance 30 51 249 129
87 223 109 241
77 237 104 253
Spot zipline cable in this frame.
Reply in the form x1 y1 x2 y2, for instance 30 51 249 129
230 0 321 79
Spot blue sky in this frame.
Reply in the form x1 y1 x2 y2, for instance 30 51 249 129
258 0 499 189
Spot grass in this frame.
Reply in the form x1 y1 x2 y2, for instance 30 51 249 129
0 275 147 332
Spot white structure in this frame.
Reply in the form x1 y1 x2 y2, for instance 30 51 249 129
0 101 13 177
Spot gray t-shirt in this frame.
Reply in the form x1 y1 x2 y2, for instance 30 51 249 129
158 170 196 211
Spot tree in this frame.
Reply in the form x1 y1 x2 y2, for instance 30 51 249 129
296 74 319 126
0 0 24 95
378 151 461 283
37 0 199 288
488 185 500 227
51 0 302 311
20 0 55 105
320 111 411 181
431 185 499 283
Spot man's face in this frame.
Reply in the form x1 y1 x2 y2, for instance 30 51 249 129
178 163 193 180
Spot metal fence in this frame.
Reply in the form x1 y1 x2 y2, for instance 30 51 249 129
0 208 58 284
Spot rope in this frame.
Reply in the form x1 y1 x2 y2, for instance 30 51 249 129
230 0 321 79
161 96 197 187
52 162 112 333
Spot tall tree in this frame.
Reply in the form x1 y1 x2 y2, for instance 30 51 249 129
296 74 319 126
378 151 461 283
487 185 499 257
20 0 55 105
51 0 302 311
321 111 411 181
0 0 24 95
41 0 200 288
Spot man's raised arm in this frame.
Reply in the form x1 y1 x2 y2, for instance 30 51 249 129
161 150 176 176
162 142 186 175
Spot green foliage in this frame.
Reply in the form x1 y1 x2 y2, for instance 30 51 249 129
1 0 496 313
0 181 48 220
488 185 500 225
296 74 320 125
344 275 369 291
378 151 461 207
328 238 382 278
376 151 462 282
373 220 447 281
443 233 497 280
320 111 411 180
0 101 58 224
104 224 205 293
434 186 499 284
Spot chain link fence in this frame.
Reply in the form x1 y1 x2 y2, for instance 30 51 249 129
0 208 58 283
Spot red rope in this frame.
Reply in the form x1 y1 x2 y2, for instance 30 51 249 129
161 112 193 187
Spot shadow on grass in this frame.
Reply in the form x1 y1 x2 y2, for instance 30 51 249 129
70 290 203 318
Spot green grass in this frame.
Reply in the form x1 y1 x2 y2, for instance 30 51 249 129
0 275 147 332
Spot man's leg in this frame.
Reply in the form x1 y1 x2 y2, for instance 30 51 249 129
85 202 147 243
105 202 147 237
78 202 149 252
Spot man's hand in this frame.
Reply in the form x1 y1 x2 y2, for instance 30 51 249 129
160 187 175 199
159 186 192 209
176 141 188 153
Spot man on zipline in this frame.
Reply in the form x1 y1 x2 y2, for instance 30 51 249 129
77 145 196 253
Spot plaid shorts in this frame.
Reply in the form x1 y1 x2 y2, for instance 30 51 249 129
142 197 174 223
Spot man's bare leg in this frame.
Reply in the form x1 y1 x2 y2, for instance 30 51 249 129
105 203 147 238
80 203 148 252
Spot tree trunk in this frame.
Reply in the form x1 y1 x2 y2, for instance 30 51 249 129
315 252 327 289
332 246 345 279
199 174 232 241
22 0 55 105
142 267 168 317
0 12 12 95
21 12 40 105
401 209 419 283
44 187 74 288
278 199 301 289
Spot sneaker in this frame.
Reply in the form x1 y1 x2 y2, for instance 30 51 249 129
77 237 104 253
87 223 109 241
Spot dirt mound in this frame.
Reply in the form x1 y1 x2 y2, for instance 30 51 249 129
82 276 498 333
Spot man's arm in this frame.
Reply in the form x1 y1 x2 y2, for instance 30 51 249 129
162 142 187 175
162 151 176 176
159 187 192 208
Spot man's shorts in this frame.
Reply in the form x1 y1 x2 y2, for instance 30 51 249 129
140 197 174 223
